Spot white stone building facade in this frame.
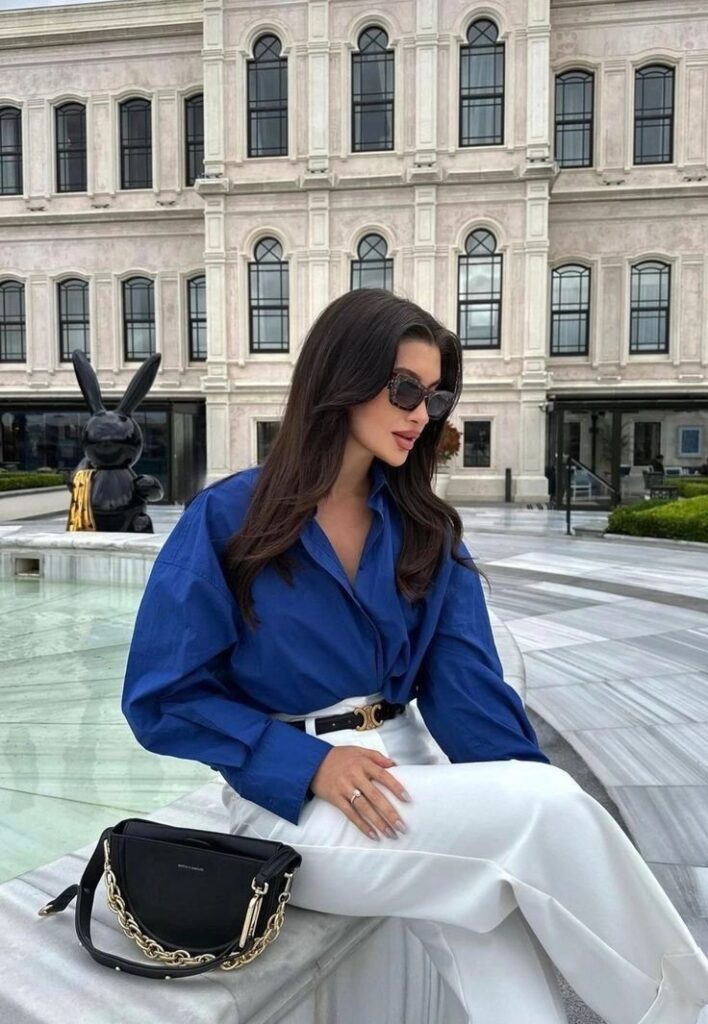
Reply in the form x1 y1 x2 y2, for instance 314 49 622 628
1 0 707 504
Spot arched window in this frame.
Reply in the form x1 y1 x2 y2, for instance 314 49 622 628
634 65 674 165
630 260 670 353
554 71 593 168
352 26 394 152
122 277 155 360
247 35 288 158
0 107 23 195
58 279 90 361
185 94 204 186
350 233 393 291
119 98 152 189
249 238 288 352
55 102 87 192
187 275 207 360
0 280 26 362
459 19 504 147
550 265 590 356
457 229 502 348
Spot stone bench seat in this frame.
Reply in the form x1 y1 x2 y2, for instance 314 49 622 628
1 776 465 1024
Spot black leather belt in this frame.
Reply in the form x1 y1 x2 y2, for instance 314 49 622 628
287 698 405 736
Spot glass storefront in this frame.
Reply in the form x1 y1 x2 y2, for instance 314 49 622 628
0 400 206 504
545 392 708 508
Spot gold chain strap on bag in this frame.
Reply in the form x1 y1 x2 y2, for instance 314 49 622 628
102 838 294 971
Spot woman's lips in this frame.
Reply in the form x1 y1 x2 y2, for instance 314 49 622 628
393 433 415 451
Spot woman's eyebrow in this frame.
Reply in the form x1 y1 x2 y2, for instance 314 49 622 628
393 366 442 387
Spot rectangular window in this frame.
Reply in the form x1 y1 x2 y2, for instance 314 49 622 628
120 99 152 190
554 71 593 168
633 422 661 465
256 420 280 463
634 65 674 165
56 103 87 192
463 420 491 467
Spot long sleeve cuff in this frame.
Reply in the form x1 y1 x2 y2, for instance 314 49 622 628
216 717 332 826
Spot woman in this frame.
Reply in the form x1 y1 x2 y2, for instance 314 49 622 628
122 289 708 1023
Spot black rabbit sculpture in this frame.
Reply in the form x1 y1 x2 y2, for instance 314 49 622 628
66 350 164 533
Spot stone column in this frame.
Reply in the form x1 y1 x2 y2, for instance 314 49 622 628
308 191 330 324
155 90 179 195
25 99 49 206
413 186 437 312
525 0 551 166
89 95 114 199
93 274 118 384
516 181 551 503
307 0 329 174
203 0 225 178
27 276 50 380
415 0 437 166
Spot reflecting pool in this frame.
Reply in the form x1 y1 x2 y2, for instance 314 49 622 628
0 576 213 882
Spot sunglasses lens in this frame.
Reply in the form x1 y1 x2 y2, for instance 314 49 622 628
394 379 423 409
392 378 454 420
427 393 453 419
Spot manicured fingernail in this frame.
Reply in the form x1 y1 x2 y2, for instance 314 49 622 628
368 830 380 841
400 790 412 802
394 819 407 834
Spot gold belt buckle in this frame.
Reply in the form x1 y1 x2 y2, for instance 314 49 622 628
354 701 383 730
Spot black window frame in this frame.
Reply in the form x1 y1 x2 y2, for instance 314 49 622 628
55 101 87 193
0 279 26 363
459 18 504 148
457 229 503 349
350 233 394 291
247 34 288 158
184 93 204 186
629 260 671 354
634 64 674 165
0 106 23 196
58 278 90 361
122 276 156 361
554 70 594 168
248 237 289 352
550 264 591 356
351 26 395 153
187 274 207 361
119 97 153 190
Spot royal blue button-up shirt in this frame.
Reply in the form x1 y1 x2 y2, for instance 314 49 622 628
121 458 550 826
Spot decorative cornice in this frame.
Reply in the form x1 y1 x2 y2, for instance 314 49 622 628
0 0 202 49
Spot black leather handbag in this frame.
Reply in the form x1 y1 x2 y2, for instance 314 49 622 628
37 817 302 979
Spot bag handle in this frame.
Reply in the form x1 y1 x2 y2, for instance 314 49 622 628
38 826 298 980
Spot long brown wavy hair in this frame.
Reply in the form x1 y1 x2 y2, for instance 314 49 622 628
220 287 487 631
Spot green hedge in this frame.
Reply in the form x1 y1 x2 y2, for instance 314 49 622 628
607 494 708 543
0 471 67 492
672 479 708 498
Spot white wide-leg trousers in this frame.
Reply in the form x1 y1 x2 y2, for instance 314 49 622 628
221 692 708 1024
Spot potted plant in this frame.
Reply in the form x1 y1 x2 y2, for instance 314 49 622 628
434 420 460 499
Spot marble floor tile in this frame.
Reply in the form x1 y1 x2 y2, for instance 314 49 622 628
505 616 605 652
521 637 692 688
562 722 708 786
526 581 627 603
606 785 708 867
533 598 707 642
526 672 708 731
623 627 708 673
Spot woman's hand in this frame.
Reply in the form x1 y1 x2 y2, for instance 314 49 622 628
309 746 411 840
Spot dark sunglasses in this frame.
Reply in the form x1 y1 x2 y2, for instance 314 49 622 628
386 373 455 421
